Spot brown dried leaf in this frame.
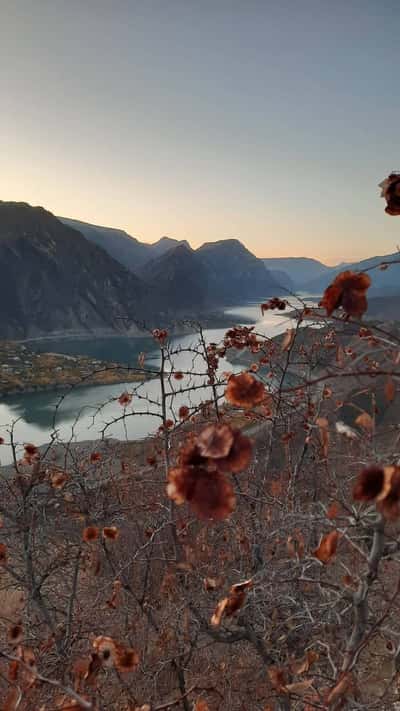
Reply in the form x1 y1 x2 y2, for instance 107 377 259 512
193 701 209 711
316 417 329 457
211 579 252 625
285 678 315 695
313 531 340 564
210 597 228 626
325 672 354 705
326 502 340 520
355 411 374 431
3 688 22 711
385 377 396 403
290 650 319 675
268 665 287 692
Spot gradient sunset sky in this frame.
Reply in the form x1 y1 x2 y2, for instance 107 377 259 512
1 0 400 263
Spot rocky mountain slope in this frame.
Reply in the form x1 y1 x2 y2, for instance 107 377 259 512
141 238 283 309
141 243 212 311
59 216 152 272
60 217 189 273
62 217 285 298
0 202 152 339
197 239 281 301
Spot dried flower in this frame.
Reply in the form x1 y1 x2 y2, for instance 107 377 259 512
152 328 168 344
352 464 400 519
50 470 69 489
118 391 132 407
7 624 23 646
197 424 234 459
82 526 99 543
23 442 40 464
178 405 190 419
379 173 400 215
215 429 253 473
353 465 385 502
92 636 116 667
0 543 7 565
114 644 139 672
24 443 38 457
261 298 286 313
320 271 371 318
167 424 252 519
167 466 235 520
92 636 138 672
103 526 119 541
225 372 266 409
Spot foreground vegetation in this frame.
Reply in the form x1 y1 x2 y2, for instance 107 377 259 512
0 177 400 709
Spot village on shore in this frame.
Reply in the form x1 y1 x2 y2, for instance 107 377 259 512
0 340 147 397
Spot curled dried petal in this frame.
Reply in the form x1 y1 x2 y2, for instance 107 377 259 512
320 271 371 318
167 466 235 520
82 526 99 543
103 526 119 541
353 465 385 502
313 531 340 564
379 173 400 216
118 391 132 407
197 424 234 459
225 372 266 409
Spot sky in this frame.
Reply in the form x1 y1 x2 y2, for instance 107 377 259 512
1 0 400 264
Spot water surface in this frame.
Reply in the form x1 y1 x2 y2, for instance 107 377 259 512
0 298 313 464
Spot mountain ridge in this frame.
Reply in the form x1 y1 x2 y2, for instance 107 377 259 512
0 202 152 339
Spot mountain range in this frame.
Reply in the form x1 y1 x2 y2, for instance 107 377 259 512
0 202 282 339
60 215 400 297
60 217 191 272
1 201 398 339
262 257 332 287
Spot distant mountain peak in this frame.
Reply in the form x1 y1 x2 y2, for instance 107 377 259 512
154 235 178 244
151 235 192 250
199 238 246 250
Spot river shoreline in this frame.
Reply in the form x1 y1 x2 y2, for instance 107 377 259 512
12 309 254 345
0 340 155 398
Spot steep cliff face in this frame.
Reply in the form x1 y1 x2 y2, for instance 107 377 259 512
60 216 152 273
197 239 281 301
60 217 190 274
140 243 211 311
141 239 282 313
0 202 151 338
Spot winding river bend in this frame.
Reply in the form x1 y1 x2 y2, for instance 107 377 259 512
0 299 313 465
